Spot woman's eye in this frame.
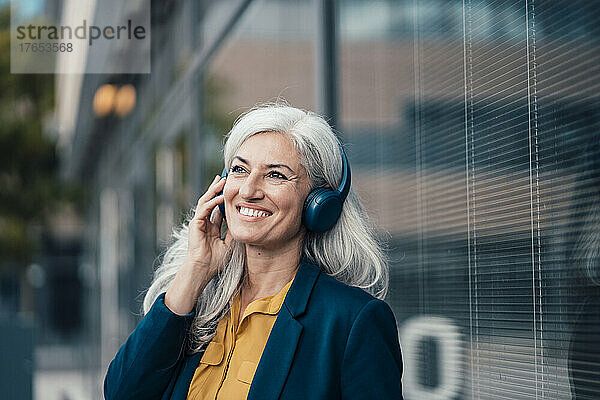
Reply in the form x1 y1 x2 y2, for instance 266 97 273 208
268 171 287 180
230 165 247 174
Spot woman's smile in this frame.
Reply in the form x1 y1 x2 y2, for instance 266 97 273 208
236 204 273 219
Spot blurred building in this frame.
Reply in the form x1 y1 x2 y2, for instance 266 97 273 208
52 0 600 399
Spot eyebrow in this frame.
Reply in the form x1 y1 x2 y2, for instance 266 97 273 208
232 156 295 174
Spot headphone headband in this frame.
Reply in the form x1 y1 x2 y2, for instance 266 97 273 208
336 143 351 202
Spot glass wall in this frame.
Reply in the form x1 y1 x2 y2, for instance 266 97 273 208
339 0 600 398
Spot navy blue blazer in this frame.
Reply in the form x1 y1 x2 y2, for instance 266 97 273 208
104 259 403 399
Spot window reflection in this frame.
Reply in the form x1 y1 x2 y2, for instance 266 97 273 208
340 0 600 398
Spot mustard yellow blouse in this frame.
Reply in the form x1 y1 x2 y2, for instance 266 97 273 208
186 273 296 400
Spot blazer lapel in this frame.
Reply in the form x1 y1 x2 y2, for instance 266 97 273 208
247 258 321 400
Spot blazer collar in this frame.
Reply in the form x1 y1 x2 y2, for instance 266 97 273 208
283 255 321 317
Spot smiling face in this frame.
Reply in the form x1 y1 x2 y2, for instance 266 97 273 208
223 131 312 251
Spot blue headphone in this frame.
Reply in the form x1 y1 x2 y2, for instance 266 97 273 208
218 143 351 233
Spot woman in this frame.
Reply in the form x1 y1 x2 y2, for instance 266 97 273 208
104 104 403 399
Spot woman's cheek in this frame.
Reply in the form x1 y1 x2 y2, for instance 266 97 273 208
223 180 237 200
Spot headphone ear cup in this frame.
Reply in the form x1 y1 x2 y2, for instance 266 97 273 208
303 188 343 233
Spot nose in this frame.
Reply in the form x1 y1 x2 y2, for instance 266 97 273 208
238 171 264 200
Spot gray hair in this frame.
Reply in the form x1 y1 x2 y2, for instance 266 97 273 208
574 194 600 286
143 103 389 354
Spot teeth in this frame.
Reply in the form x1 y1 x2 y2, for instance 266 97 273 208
238 207 271 217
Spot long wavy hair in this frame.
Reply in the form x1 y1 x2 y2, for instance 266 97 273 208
143 103 389 354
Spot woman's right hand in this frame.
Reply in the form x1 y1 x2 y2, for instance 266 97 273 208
186 174 229 277
165 175 228 315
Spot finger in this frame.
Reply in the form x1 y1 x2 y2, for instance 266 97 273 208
194 178 226 216
209 204 223 226
200 175 220 202
194 194 224 221
196 194 224 219
198 177 226 203
207 207 223 238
